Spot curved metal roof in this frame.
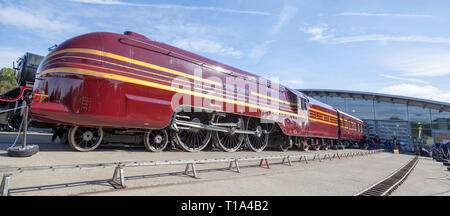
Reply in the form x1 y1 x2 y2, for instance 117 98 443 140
298 89 450 113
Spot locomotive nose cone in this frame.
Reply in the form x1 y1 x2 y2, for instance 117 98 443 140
83 131 94 141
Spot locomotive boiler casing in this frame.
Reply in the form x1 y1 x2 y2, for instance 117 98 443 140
30 31 310 135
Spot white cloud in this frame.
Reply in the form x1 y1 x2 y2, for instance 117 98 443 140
0 4 80 32
379 84 450 102
265 77 304 88
154 23 215 36
301 24 450 45
71 0 122 4
271 5 297 35
172 39 243 58
338 12 433 18
378 74 426 83
330 35 450 44
249 40 275 64
0 48 25 69
70 0 272 16
302 24 334 41
280 79 305 88
383 50 450 77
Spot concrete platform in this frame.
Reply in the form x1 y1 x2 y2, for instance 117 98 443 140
0 132 448 196
392 157 449 196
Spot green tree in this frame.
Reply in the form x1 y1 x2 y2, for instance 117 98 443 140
0 67 18 94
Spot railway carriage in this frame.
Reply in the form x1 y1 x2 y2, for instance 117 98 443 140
29 31 363 152
337 111 364 147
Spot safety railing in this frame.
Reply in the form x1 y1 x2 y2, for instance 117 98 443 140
0 149 384 196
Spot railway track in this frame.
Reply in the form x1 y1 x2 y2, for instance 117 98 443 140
355 156 419 196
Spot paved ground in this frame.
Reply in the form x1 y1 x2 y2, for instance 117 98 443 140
0 132 448 196
392 157 449 196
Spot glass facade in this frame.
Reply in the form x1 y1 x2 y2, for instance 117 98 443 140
308 94 450 151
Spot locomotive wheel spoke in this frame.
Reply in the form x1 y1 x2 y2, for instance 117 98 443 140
173 111 212 152
215 115 244 152
245 118 269 152
144 129 169 152
68 126 103 152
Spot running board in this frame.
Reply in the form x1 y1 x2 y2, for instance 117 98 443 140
173 120 266 135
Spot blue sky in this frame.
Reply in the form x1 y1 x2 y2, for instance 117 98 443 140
1 0 449 102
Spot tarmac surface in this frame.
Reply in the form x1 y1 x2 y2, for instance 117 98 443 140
0 132 448 196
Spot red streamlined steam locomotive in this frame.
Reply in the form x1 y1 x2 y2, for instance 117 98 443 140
30 31 363 152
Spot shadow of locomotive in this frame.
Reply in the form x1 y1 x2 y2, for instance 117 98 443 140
7 161 280 195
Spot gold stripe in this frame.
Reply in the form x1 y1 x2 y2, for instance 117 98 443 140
40 67 304 118
34 93 48 98
43 61 292 111
45 55 187 84
46 48 222 87
309 117 338 126
45 49 297 107
310 107 336 118
251 92 292 105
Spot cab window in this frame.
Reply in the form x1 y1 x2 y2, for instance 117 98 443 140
299 98 308 110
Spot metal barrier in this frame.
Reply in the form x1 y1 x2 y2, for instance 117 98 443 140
0 149 384 196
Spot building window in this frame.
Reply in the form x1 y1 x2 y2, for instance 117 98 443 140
326 96 346 111
431 111 450 131
374 101 407 121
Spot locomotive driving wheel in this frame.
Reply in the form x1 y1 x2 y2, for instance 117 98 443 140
279 136 292 152
214 115 245 152
68 126 103 152
299 138 310 151
143 129 169 152
245 118 269 152
321 139 329 150
173 111 212 152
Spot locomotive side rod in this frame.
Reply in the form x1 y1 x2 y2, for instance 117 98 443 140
173 120 266 135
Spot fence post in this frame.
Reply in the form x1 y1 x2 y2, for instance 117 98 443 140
109 166 126 189
1 174 12 196
259 159 270 169
282 156 292 166
185 163 198 178
229 159 240 173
